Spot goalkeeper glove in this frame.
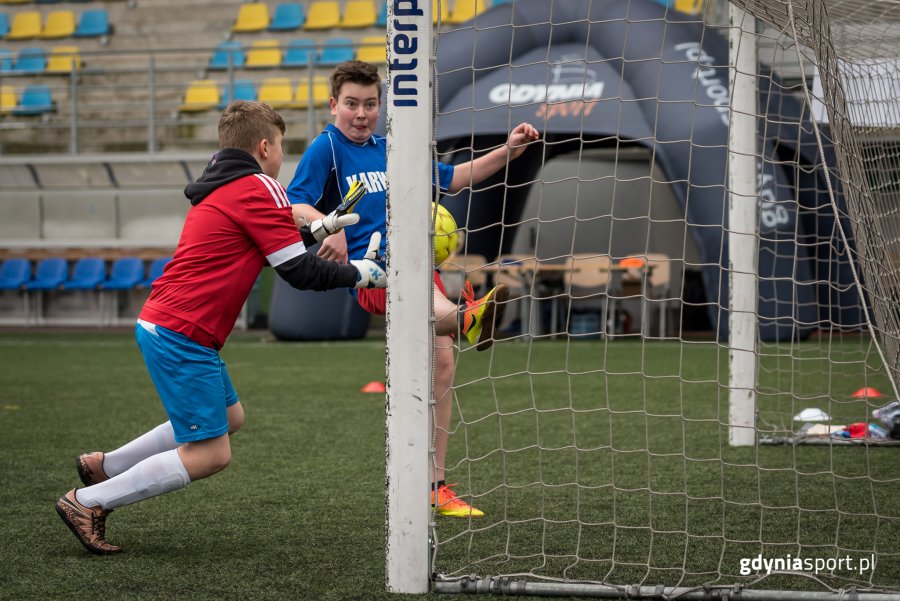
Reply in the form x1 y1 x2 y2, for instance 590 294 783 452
309 180 367 242
350 231 387 289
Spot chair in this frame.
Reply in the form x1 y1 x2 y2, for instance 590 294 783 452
179 79 220 113
304 0 340 30
432 0 449 24
0 258 31 290
0 0 32 4
316 37 354 67
246 39 282 68
137 257 171 289
258 77 293 108
232 2 269 32
218 79 256 109
282 38 316 68
291 75 329 109
0 85 15 114
12 47 46 73
46 46 81 73
376 0 387 26
0 13 10 37
563 253 615 338
269 2 304 31
41 9 75 38
62 257 105 290
446 0 484 24
7 11 41 40
340 0 376 28
74 9 110 37
25 257 67 290
356 36 385 64
208 41 245 70
12 84 53 115
0 50 13 72
100 257 143 290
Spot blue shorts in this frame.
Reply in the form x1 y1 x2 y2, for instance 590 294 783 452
135 320 239 443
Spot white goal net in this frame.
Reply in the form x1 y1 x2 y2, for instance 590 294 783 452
385 0 900 597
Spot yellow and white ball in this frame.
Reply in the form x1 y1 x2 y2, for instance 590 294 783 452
432 202 460 266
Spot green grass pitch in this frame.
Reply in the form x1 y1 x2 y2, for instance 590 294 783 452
1 331 899 599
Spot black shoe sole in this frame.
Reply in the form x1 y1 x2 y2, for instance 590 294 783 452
476 285 509 351
55 499 122 555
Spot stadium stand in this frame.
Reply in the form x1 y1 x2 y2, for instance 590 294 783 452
269 2 305 31
41 10 76 39
291 75 329 109
12 47 46 73
208 41 246 70
258 76 293 108
7 11 41 39
304 1 340 30
62 256 105 290
356 35 386 63
12 84 53 115
246 38 282 68
179 79 219 113
341 0 376 28
282 38 316 68
317 37 354 66
232 2 269 33
73 9 110 37
218 79 256 108
46 46 81 74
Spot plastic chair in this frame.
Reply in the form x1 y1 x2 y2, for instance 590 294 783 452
218 79 256 109
232 3 269 32
246 39 282 68
74 9 110 37
340 0 376 28
101 257 144 290
137 257 171 289
269 2 305 31
376 0 387 26
258 77 293 109
179 79 220 113
446 0 484 24
12 85 54 115
0 13 10 37
41 10 76 38
208 41 245 70
62 257 105 290
291 75 329 109
25 258 67 290
0 258 31 290
0 85 15 114
317 37 354 67
432 0 449 24
356 36 386 64
282 38 316 68
0 50 13 73
7 11 41 40
46 46 81 73
12 47 46 74
304 0 340 30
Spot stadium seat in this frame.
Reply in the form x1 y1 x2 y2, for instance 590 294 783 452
0 0 32 4
317 37 354 66
446 0 485 23
258 77 293 109
7 11 41 39
0 13 9 37
291 75 329 109
0 50 12 72
218 79 256 108
208 41 245 70
432 0 449 24
0 258 31 290
12 47 46 73
137 257 171 289
179 79 220 113
246 39 282 68
74 9 110 37
25 258 67 290
62 257 105 290
376 0 387 26
41 10 75 38
0 85 14 113
282 38 316 68
356 36 385 64
46 46 81 73
340 0 376 28
101 257 144 290
232 3 269 33
269 2 304 31
12 84 53 115
304 1 340 30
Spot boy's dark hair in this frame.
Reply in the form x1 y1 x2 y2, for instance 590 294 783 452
218 101 286 153
331 60 381 101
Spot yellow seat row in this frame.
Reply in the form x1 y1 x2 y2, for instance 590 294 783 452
238 37 385 69
6 10 75 40
233 0 379 33
179 77 331 113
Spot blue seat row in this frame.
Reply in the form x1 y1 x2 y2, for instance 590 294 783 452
208 38 356 71
0 256 171 291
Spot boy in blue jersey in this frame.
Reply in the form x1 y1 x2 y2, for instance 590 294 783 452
288 60 539 519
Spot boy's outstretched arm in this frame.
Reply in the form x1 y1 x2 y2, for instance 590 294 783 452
448 122 540 194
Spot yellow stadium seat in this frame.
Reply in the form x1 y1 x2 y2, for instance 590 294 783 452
356 36 386 64
232 3 269 33
0 0 31 5
432 0 449 24
340 0 376 28
258 77 293 109
0 85 15 115
304 1 340 30
291 76 330 109
446 0 485 24
46 46 82 73
41 10 76 39
674 0 704 15
179 80 220 113
7 11 42 40
246 39 282 68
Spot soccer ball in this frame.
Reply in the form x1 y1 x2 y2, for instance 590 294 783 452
433 202 460 266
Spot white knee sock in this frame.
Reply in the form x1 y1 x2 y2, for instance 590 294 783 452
103 422 180 478
77 449 190 510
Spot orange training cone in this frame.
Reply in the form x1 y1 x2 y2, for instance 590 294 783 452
360 381 386 393
852 387 883 399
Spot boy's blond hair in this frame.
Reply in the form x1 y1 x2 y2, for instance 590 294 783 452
218 101 286 153
331 60 381 101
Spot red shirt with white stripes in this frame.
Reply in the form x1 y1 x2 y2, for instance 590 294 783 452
140 173 303 349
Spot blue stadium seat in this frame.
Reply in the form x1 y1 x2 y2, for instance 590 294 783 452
101 257 143 290
62 257 105 290
13 85 54 115
282 38 316 68
317 37 354 67
74 9 110 37
0 13 9 37
218 79 256 109
376 0 387 26
0 50 13 73
269 2 305 31
137 257 171 289
13 48 47 74
0 258 31 290
25 258 67 290
208 41 245 70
